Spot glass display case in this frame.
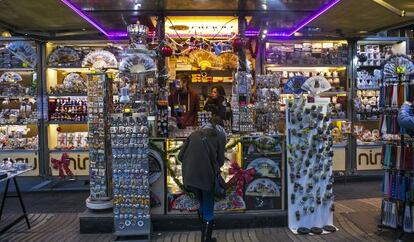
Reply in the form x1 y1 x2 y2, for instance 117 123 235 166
0 38 40 176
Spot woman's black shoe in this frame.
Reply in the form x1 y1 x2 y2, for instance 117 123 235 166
202 220 217 242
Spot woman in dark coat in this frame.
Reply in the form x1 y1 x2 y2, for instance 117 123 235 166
178 116 227 242
204 86 227 121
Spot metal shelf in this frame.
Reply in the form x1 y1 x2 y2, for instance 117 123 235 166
0 95 36 99
0 122 38 125
48 121 87 125
49 149 88 153
0 68 35 71
48 94 87 97
0 149 38 153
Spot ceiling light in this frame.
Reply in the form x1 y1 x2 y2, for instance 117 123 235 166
262 34 266 38
358 30 368 34
262 4 267 10
1 31 12 37
263 29 268 34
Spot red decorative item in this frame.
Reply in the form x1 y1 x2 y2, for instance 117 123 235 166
56 126 62 132
228 162 256 196
232 37 245 52
161 45 173 57
51 153 73 179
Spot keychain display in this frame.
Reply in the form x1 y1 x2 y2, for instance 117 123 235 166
111 115 151 233
255 74 280 132
286 96 335 232
197 111 212 127
87 74 112 205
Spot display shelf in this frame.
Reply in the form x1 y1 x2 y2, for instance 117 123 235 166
266 64 347 68
0 149 38 153
0 122 39 125
49 149 88 153
0 96 36 99
48 121 87 125
356 143 383 147
48 94 87 97
0 68 35 72
356 87 381 91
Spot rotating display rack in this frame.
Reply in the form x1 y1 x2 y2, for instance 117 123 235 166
86 73 113 210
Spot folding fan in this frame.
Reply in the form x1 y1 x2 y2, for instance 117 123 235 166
119 53 156 73
383 54 414 78
302 76 332 95
189 49 221 71
47 46 81 67
214 193 246 211
6 41 38 68
0 72 23 83
283 76 306 94
245 178 281 197
171 193 200 211
219 52 238 70
81 50 118 69
62 73 86 90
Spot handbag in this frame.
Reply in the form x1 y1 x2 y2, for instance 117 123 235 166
201 135 226 198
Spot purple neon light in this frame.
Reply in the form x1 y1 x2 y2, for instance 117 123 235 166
62 0 340 39
269 0 342 37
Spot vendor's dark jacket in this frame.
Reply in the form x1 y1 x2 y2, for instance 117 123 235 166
168 89 200 127
178 128 226 192
204 97 227 121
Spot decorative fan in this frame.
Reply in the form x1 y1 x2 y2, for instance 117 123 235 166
119 53 156 73
171 193 200 211
219 52 238 70
48 47 81 67
148 149 163 184
254 136 279 152
0 72 23 83
383 54 414 78
247 158 280 178
283 76 306 94
301 76 332 95
63 73 86 90
82 50 118 69
150 191 161 208
189 49 221 71
6 41 38 68
245 178 280 197
214 193 246 211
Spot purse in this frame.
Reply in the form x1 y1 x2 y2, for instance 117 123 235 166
201 135 226 198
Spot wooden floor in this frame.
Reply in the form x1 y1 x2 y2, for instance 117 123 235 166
1 197 412 242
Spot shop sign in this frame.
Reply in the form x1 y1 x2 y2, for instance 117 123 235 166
49 152 89 176
0 152 39 176
356 146 384 170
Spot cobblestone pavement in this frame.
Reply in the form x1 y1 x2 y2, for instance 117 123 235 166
1 181 413 242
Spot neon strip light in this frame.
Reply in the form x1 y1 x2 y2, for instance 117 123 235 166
62 0 341 38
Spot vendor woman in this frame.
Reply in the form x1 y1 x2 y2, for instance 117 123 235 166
204 85 228 121
168 74 200 128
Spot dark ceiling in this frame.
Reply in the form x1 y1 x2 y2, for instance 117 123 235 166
0 0 413 39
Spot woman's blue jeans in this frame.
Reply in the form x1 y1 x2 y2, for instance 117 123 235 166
196 189 215 222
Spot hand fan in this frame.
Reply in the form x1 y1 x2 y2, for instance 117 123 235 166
0 72 23 83
283 76 306 94
48 46 81 67
302 76 332 95
6 41 38 68
383 54 414 78
82 50 118 69
119 53 156 73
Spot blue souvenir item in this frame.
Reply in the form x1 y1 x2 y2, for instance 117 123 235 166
283 76 306 94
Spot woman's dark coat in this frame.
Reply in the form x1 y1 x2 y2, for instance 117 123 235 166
178 128 226 192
